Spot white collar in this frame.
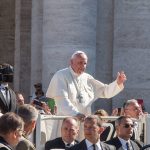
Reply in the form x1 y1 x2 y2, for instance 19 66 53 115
118 137 130 149
0 83 8 89
63 139 75 146
85 139 101 149
69 66 83 77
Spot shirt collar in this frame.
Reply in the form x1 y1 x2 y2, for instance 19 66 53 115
69 66 83 77
0 83 8 89
118 137 130 149
63 139 75 146
85 139 101 149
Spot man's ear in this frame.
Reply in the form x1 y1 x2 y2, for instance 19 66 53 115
12 130 18 139
115 125 119 133
70 59 73 66
99 126 105 134
31 120 36 129
76 127 79 134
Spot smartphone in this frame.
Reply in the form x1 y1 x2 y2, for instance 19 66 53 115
117 107 122 115
33 100 43 107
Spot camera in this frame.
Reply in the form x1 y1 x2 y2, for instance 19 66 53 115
0 74 13 83
0 64 13 82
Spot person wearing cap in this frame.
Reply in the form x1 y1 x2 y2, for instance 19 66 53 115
0 63 16 114
31 83 42 100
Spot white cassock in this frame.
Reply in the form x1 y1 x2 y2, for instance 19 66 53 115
46 66 124 116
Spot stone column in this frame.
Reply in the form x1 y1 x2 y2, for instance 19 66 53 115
0 0 15 75
14 0 21 91
93 0 114 113
112 0 150 112
30 0 43 96
42 0 97 91
14 0 32 102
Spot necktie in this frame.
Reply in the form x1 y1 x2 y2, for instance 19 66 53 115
126 142 130 150
66 143 71 148
92 144 96 150
5 87 8 99
5 87 10 105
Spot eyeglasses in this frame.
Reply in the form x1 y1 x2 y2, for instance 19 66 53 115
123 123 134 128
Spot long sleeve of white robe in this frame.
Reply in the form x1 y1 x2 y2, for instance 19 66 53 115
46 67 124 116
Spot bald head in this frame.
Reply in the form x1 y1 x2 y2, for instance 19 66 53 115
61 117 79 143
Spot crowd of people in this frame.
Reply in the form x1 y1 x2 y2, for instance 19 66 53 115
0 51 149 150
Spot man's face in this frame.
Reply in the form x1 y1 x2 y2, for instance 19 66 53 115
11 127 24 147
70 54 88 75
124 102 142 119
16 94 24 105
116 118 134 140
61 119 79 143
84 119 103 143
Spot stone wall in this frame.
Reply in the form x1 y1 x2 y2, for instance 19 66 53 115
1 0 150 113
112 0 150 112
93 0 114 114
0 0 15 67
14 0 32 101
42 0 97 92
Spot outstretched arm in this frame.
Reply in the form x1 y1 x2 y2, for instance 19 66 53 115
116 71 127 86
89 71 126 99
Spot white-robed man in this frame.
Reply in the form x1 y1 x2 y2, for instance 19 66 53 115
46 51 126 120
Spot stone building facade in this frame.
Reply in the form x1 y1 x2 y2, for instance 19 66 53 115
1 0 150 113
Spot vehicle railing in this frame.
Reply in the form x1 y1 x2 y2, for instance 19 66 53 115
35 114 150 150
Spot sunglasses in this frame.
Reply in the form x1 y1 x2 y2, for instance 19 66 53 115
123 124 134 128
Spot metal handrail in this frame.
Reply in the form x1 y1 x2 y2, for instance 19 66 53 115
35 114 150 150
141 144 150 150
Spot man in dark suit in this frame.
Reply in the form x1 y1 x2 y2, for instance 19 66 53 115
105 116 141 150
101 99 143 142
0 63 16 114
69 115 115 150
123 99 143 141
45 117 79 150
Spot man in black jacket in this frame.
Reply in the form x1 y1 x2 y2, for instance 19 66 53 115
105 116 141 150
101 99 143 142
45 117 79 150
69 115 115 150
0 63 16 114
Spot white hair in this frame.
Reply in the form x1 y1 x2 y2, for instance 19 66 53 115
123 99 138 109
71 51 87 60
